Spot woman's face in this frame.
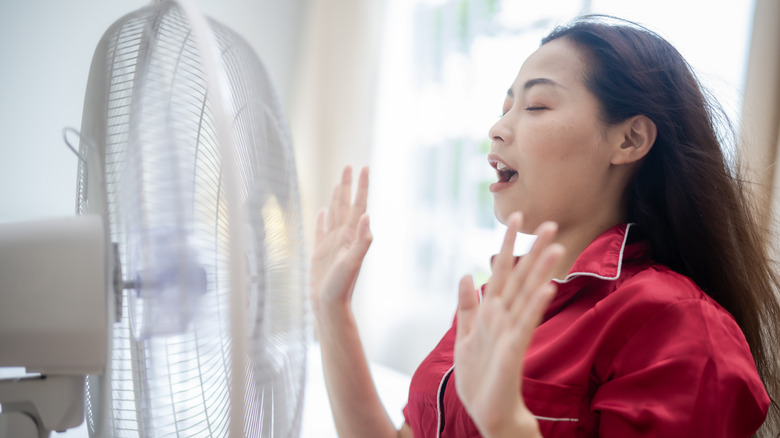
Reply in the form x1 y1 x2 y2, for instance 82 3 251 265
488 37 624 234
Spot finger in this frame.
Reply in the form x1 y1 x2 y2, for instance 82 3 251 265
503 221 557 304
347 166 369 228
522 243 565 295
344 213 373 268
315 208 327 247
486 212 522 298
508 283 557 358
509 243 564 318
326 184 340 231
456 275 478 341
333 166 353 227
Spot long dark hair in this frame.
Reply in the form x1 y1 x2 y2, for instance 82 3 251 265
542 16 780 437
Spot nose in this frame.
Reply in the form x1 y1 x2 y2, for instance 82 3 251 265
488 114 511 145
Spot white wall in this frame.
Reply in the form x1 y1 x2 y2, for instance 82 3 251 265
0 0 309 223
0 2 310 434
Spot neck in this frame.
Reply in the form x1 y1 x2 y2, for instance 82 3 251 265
549 173 630 279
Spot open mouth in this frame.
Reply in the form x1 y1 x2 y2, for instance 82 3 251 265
489 158 518 183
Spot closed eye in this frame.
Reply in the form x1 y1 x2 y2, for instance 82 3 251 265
525 106 547 111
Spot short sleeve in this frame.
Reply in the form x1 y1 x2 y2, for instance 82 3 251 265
592 299 769 437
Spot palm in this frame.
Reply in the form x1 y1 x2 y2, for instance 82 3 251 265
310 167 371 313
454 214 564 436
455 293 522 421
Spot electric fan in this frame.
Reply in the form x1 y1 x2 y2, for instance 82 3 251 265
0 0 308 437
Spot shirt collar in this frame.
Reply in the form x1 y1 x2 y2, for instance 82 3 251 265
552 223 633 284
488 223 636 279
485 223 646 317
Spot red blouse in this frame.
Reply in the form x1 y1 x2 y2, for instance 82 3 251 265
402 224 769 437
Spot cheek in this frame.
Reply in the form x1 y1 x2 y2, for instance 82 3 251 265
547 119 603 162
521 125 607 199
524 121 581 164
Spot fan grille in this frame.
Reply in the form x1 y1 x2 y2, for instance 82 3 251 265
78 2 308 436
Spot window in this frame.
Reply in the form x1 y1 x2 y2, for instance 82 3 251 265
360 0 754 375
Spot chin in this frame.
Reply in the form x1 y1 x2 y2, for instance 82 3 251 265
492 205 513 226
492 202 502 221
492 192 525 224
494 206 547 235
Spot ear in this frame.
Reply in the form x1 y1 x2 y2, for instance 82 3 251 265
610 115 656 165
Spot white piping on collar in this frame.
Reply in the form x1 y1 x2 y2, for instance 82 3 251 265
552 223 634 285
534 415 579 422
436 365 455 438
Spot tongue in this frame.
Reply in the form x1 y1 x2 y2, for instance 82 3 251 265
499 168 517 183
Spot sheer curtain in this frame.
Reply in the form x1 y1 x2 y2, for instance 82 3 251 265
290 0 386 247
294 0 757 379
739 0 780 236
358 0 590 376
358 0 755 377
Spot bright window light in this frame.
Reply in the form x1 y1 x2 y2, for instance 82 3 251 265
361 0 754 375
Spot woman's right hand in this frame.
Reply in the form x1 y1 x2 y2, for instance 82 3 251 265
310 166 372 321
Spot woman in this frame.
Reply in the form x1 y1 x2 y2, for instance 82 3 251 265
310 16 780 437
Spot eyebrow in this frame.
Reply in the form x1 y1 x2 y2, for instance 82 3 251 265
506 78 565 97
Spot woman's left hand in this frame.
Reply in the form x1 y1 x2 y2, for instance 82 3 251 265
454 212 565 438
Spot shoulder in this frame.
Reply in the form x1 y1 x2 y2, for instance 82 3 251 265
602 262 736 330
592 262 764 392
591 264 770 436
618 261 706 302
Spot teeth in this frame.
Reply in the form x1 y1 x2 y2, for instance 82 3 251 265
496 162 509 171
